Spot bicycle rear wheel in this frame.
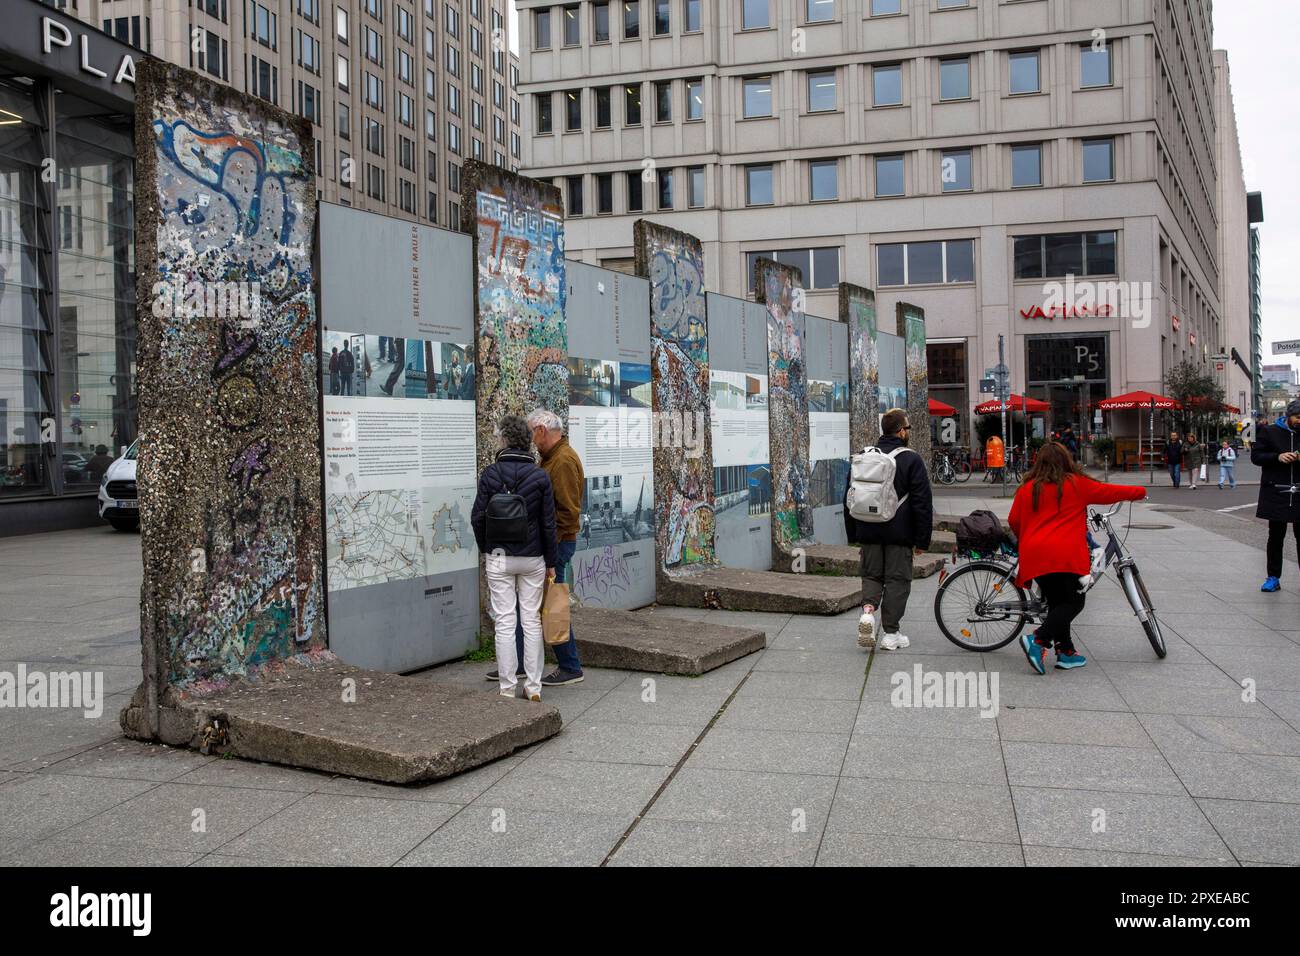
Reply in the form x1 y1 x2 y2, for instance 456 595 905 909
954 460 973 483
1120 564 1166 658
934 560 1030 651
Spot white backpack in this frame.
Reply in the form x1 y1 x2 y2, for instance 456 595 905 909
846 446 912 523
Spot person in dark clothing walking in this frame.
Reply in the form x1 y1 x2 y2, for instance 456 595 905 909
337 345 355 395
470 414 558 700
843 408 933 651
1165 432 1183 488
380 337 406 395
1253 398 1300 593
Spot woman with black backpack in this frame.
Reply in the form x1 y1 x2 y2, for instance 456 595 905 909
471 414 558 701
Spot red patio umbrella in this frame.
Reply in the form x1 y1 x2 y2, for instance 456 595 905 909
1093 390 1181 411
974 394 1050 415
928 397 956 416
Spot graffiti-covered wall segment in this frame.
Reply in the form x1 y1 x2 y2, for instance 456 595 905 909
133 61 325 700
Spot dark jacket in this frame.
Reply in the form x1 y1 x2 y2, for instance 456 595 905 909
843 435 933 550
337 348 354 375
471 449 558 567
1165 440 1183 466
1252 420 1300 522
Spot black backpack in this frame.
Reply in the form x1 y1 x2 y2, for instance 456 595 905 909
956 509 1006 555
484 455 531 550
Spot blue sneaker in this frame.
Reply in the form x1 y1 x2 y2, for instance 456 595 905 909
1019 633 1047 675
1055 649 1088 670
1261 576 1281 593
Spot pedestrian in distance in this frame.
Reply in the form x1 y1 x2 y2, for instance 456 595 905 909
485 408 586 687
1010 442 1146 674
1166 431 1183 488
337 344 355 396
328 347 340 396
1217 440 1238 490
470 414 557 701
1185 432 1204 489
1253 399 1300 593
844 408 933 651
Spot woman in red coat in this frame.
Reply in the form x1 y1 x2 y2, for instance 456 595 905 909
1008 442 1146 674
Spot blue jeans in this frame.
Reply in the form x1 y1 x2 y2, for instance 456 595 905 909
1169 463 1181 487
514 539 581 674
1219 463 1236 488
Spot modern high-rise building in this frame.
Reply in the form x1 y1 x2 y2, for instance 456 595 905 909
519 0 1242 446
1212 48 1251 420
1247 191 1265 414
1 0 521 532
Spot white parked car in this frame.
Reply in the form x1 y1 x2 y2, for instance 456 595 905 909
97 440 139 532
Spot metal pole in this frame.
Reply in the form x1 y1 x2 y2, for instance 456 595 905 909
1149 398 1156 485
999 334 1008 498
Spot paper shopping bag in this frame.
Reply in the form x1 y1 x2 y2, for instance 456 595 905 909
542 579 572 645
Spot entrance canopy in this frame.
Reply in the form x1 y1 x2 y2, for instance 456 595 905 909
974 394 1050 415
1093 390 1181 411
928 397 956 416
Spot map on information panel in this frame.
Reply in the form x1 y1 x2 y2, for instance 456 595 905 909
326 490 426 591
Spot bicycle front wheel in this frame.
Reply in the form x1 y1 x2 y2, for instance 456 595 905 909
954 460 973 483
1120 564 1166 658
934 560 1030 651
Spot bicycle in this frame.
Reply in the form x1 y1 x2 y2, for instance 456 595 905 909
933 502 1166 658
931 448 973 485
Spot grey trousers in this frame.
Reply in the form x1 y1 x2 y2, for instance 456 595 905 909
860 543 914 634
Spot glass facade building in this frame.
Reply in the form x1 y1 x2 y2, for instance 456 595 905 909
1 6 137 533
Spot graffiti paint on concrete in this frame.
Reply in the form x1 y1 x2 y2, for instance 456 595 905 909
841 283 879 454
757 259 814 561
134 60 325 696
634 220 716 574
462 162 568 474
897 301 931 466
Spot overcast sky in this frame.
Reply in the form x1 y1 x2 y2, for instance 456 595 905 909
1215 1 1299 375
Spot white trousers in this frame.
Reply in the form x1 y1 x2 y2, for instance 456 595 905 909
485 554 546 696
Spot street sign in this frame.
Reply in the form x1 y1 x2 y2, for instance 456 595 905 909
979 378 996 394
1273 339 1300 356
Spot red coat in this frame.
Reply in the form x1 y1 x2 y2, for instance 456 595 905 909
1008 476 1146 586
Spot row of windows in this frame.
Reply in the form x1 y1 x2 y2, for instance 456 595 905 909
533 0 981 49
536 44 1113 134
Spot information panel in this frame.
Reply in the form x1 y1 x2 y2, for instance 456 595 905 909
707 293 772 570
564 262 656 610
318 203 478 671
807 315 850 546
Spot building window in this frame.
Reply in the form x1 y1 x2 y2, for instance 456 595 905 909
687 165 705 207
685 79 704 120
337 6 348 41
684 0 702 32
563 5 580 45
654 0 670 35
537 93 553 133
447 84 460 115
565 90 582 131
655 81 672 122
534 9 551 48
937 0 970 6
595 87 612 127
875 154 904 197
746 164 773 205
873 63 901 106
625 83 643 125
1013 232 1117 279
337 54 350 89
870 0 901 15
743 76 773 118
807 70 836 112
940 148 972 192
338 101 351 138
445 3 459 36
597 173 614 213
1081 42 1112 88
365 117 384 154
807 0 834 23
627 170 644 211
876 240 974 286
365 26 383 64
624 1 640 38
940 57 970 100
742 0 770 30
810 159 837 201
746 248 840 290
1009 50 1040 95
567 175 583 215
593 1 610 41
658 168 673 209
1011 144 1042 188
1082 138 1114 182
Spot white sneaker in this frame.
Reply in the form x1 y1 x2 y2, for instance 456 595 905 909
879 633 909 651
857 606 877 649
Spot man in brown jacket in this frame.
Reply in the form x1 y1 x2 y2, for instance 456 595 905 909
486 408 586 685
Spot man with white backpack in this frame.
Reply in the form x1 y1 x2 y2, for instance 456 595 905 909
843 408 934 650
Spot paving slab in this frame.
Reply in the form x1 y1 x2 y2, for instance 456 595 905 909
471 757 671 817
841 735 1006 786
645 766 839 831
827 778 1019 844
0 841 203 868
1001 741 1185 795
1159 749 1300 802
571 606 765 675
1022 846 1234 867
1137 713 1300 756
609 818 819 867
0 773 157 853
656 566 862 614
817 832 1023 867
687 728 849 776
119 656 561 785
1196 798 1300 866
997 707 1153 748
398 806 629 866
